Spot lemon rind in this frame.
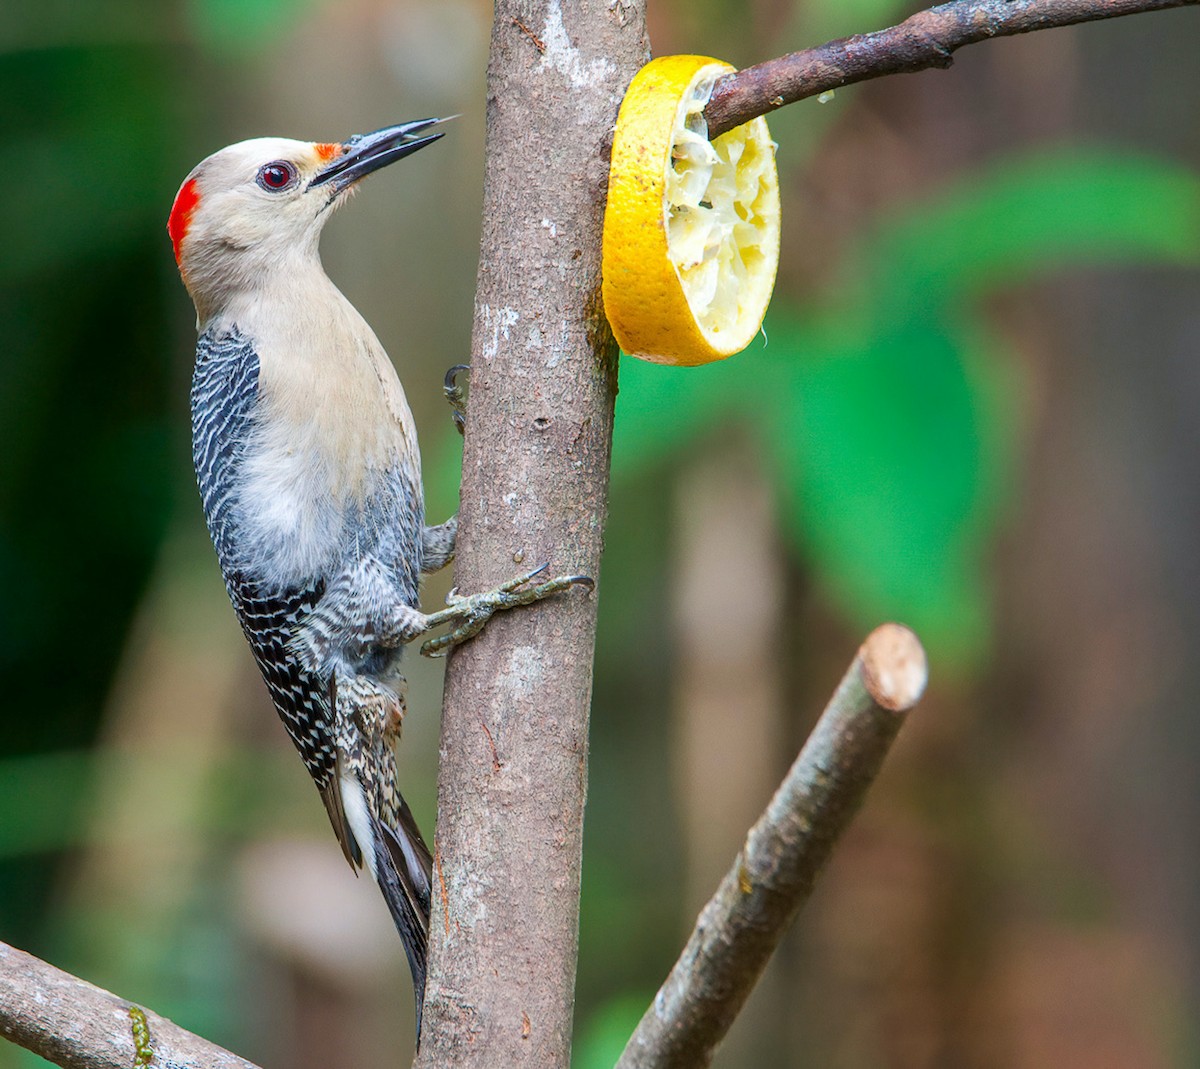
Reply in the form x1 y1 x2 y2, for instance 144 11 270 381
602 55 781 367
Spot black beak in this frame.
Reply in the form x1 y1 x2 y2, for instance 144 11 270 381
309 118 449 193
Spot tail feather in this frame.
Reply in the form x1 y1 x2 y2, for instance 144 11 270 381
372 801 433 1036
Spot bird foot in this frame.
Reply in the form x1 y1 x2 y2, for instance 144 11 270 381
419 563 593 657
444 364 469 437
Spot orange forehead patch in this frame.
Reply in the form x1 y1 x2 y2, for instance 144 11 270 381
168 177 200 263
314 142 342 162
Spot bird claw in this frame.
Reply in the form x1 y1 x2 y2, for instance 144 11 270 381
419 565 593 658
498 561 550 592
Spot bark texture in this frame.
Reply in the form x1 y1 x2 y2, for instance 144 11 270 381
413 3 649 1067
616 625 928 1069
705 0 1198 138
0 941 260 1069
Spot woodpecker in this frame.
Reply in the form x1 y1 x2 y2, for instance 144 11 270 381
169 121 590 1031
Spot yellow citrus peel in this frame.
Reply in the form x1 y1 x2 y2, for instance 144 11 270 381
602 55 781 366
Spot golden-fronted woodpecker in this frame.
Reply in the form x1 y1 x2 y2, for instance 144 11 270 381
168 121 590 1032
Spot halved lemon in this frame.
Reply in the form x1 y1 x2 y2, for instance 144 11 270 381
602 55 781 366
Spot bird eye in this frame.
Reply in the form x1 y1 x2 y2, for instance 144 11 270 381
256 162 297 192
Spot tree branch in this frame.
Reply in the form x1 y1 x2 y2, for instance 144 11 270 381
705 0 1198 138
0 941 260 1069
615 624 928 1069
413 3 650 1067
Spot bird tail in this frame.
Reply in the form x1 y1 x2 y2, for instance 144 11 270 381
371 793 433 1036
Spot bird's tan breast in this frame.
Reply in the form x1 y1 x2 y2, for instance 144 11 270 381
224 286 421 587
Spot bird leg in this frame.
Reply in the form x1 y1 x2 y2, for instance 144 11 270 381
444 364 469 437
421 515 457 573
291 556 592 672
418 564 594 657
418 365 469 575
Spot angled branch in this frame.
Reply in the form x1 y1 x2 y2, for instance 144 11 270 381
0 941 260 1069
615 624 928 1069
706 0 1198 138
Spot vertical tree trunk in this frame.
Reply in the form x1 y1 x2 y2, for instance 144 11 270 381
414 4 649 1067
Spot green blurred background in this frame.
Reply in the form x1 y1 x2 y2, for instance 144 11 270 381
2 0 1199 1065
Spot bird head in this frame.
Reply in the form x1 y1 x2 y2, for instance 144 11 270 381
169 119 446 321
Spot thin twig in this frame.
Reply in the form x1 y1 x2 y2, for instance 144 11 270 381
706 0 1198 138
0 941 260 1069
511 15 546 54
615 624 928 1069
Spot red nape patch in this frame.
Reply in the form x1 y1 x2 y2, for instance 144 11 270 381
315 142 342 162
168 177 200 263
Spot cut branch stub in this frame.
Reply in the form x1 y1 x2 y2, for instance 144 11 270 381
616 624 927 1069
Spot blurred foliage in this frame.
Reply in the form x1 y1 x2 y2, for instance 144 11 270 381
611 150 1200 666
799 0 915 42
186 0 317 53
0 749 321 861
1 0 1199 1066
0 39 184 945
573 993 654 1069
